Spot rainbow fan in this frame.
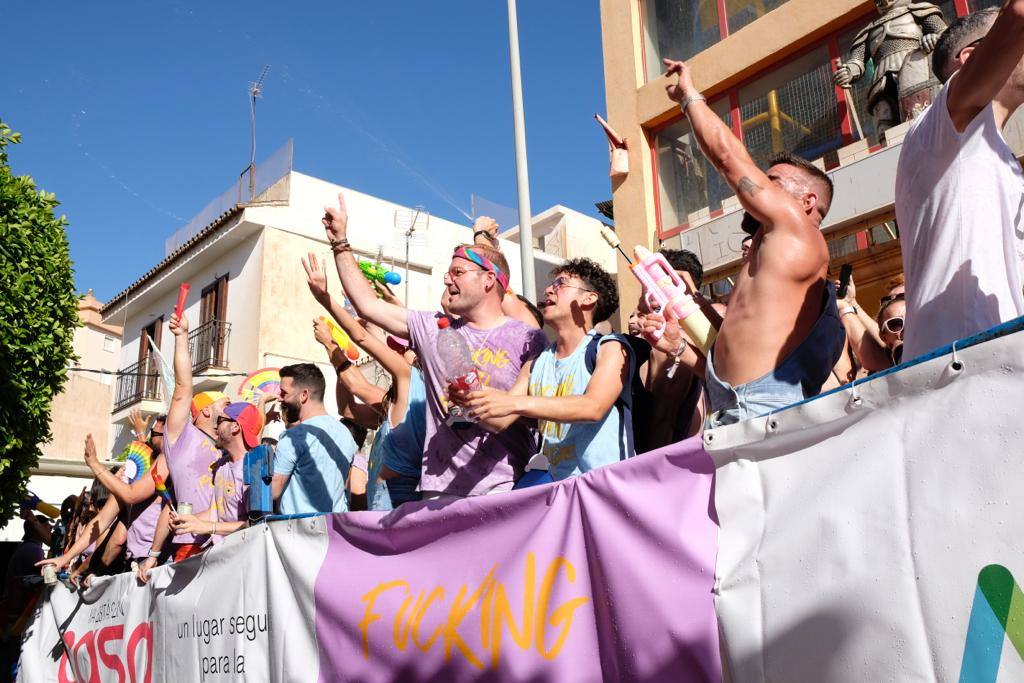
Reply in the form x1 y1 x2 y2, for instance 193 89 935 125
151 469 173 505
120 441 153 483
239 367 281 401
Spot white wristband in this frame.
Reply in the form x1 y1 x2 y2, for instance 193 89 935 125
680 94 707 116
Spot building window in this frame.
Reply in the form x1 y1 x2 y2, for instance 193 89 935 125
103 335 116 352
738 45 845 169
641 0 798 81
642 0 724 80
654 99 734 231
727 0 791 35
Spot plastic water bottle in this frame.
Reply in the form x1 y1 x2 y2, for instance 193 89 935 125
435 317 478 427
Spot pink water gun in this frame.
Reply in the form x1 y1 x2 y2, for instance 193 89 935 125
631 245 717 354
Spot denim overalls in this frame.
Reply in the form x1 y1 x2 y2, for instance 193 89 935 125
705 281 845 427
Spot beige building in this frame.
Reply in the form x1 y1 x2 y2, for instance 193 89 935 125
503 204 618 276
599 0 1018 326
44 291 123 461
98 168 568 457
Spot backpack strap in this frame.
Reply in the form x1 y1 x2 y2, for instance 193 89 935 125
585 333 640 460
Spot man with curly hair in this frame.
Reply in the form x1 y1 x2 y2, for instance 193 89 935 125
467 258 636 480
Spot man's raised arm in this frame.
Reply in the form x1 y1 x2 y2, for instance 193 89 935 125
947 1 1024 131
662 59 807 232
323 192 410 338
165 312 193 444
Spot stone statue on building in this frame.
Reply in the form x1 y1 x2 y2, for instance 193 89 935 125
833 0 947 133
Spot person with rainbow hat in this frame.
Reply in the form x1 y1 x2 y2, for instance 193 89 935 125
137 311 230 580
323 192 547 498
170 402 263 545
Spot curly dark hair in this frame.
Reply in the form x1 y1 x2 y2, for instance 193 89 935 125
552 258 619 324
659 248 703 288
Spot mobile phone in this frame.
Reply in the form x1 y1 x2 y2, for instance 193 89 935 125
837 264 853 300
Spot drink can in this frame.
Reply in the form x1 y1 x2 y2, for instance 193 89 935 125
177 502 193 516
42 564 57 586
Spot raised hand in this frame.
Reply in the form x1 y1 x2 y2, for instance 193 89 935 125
663 58 698 103
302 252 330 304
313 317 336 350
641 311 685 355
836 275 858 307
322 192 348 242
83 434 98 465
472 216 500 244
129 408 151 440
168 311 189 337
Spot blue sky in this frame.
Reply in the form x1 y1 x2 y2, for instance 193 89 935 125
2 2 609 301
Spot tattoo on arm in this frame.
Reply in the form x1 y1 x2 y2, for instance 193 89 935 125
738 176 762 197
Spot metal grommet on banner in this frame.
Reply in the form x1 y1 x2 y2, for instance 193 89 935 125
949 341 965 374
703 431 715 445
848 378 863 408
765 411 780 435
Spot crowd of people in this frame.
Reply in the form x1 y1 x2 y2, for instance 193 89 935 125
5 3 1022 606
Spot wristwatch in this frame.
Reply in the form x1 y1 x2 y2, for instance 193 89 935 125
841 306 858 317
147 549 161 558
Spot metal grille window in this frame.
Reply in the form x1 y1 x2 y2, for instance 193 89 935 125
654 100 734 230
739 46 845 169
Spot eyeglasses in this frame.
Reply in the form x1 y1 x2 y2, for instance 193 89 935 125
548 276 594 294
882 316 904 334
444 266 486 282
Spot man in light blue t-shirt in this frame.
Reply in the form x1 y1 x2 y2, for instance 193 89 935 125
272 363 356 514
467 258 636 480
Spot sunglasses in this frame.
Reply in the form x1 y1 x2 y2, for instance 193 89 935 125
150 430 163 437
215 416 236 426
882 316 904 334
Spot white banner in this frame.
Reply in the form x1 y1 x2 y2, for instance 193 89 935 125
710 323 1024 682
19 516 327 683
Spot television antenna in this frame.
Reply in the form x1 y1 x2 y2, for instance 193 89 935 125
394 206 430 306
247 65 271 200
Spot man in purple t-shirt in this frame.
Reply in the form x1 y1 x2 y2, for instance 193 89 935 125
172 402 260 545
324 192 547 497
138 311 230 581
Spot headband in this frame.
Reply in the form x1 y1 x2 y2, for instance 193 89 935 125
453 246 510 291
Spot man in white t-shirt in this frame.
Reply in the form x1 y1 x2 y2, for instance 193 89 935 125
894 3 1024 359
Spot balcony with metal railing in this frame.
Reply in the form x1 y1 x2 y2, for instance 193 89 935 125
189 319 231 374
113 356 162 413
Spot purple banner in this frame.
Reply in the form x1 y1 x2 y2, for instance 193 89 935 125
312 437 720 682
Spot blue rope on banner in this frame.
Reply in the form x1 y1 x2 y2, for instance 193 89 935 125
261 512 326 522
782 315 1024 413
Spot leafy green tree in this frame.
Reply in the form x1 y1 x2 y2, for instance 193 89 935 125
0 120 79 525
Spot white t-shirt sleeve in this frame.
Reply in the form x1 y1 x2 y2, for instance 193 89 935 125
905 74 965 162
